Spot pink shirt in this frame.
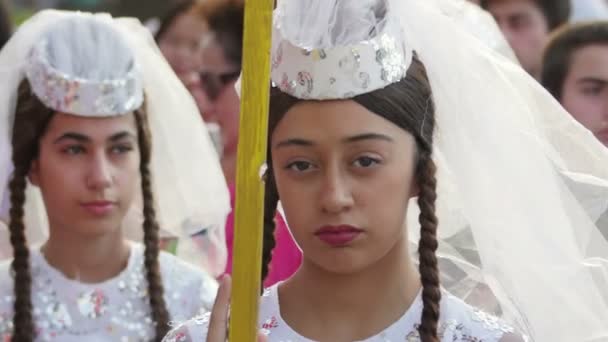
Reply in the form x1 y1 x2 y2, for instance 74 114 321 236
224 184 302 287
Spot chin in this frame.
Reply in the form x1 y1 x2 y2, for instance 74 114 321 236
73 218 123 238
310 249 376 275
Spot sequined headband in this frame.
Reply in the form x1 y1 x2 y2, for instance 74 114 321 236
270 10 412 100
25 39 144 117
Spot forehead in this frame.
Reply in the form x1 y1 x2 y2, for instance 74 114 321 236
569 44 608 76
44 112 137 138
486 0 541 16
272 100 406 142
167 12 208 36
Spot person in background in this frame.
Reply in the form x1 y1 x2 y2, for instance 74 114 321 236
154 0 213 116
146 0 231 278
541 21 608 239
542 21 608 147
196 0 242 179
481 0 570 79
195 0 302 287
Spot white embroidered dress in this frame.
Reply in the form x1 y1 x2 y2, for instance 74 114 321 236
163 284 519 342
0 243 218 341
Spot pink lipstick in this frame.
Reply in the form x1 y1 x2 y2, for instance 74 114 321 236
314 225 363 247
81 201 116 216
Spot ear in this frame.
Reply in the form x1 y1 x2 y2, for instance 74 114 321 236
28 159 40 187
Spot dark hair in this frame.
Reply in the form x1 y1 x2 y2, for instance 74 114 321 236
0 0 13 50
195 0 244 68
154 0 195 42
481 0 571 30
8 80 170 341
541 21 608 100
262 55 441 341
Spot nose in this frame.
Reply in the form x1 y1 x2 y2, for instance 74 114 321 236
319 165 354 214
86 152 113 191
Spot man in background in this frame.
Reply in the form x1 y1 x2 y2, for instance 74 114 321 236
542 21 608 147
481 0 570 79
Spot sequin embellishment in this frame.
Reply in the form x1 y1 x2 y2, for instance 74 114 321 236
78 289 109 319
0 245 214 341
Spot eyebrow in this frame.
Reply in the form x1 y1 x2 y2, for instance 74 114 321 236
274 133 393 149
343 133 393 143
108 131 137 142
54 132 90 144
577 77 608 85
53 131 136 144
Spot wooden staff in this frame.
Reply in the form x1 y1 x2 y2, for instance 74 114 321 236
229 0 273 340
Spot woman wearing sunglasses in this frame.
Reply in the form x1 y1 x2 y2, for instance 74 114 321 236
195 0 303 288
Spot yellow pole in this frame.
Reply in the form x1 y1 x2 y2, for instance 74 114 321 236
229 0 273 341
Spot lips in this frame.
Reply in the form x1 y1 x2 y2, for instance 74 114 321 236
314 225 363 247
80 201 116 216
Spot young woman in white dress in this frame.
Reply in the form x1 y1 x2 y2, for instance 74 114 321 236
0 10 225 341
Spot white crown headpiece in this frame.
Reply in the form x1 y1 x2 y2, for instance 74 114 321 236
24 14 143 116
270 0 412 100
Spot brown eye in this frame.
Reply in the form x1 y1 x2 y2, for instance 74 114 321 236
353 156 380 168
286 161 314 172
63 145 85 155
110 144 133 154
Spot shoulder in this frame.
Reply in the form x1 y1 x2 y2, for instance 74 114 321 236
157 250 219 317
162 312 211 342
0 259 14 337
0 258 11 279
438 292 526 341
0 258 14 301
158 249 219 299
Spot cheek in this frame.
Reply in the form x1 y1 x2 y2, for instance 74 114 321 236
117 156 141 188
159 44 178 64
36 150 78 189
273 170 316 238
361 166 412 229
526 20 548 45
218 88 240 117
562 89 604 129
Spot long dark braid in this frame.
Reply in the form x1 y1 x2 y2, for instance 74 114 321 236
261 168 279 284
415 154 440 342
8 169 34 341
8 80 56 341
133 109 170 341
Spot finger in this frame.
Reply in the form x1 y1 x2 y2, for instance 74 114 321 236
207 275 232 342
257 331 268 342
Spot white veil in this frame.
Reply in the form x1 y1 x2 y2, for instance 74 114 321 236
0 10 231 276
273 0 608 340
400 1 608 339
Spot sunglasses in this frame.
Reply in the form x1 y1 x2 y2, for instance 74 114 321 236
199 70 241 100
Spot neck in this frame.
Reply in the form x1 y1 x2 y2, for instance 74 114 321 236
221 151 237 184
41 226 130 283
280 235 420 340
